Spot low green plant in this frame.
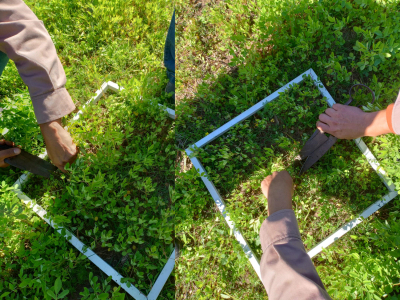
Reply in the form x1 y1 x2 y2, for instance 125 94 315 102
79 273 125 300
46 278 69 300
0 0 175 298
176 0 400 298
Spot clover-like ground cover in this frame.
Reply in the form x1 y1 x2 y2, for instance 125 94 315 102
0 0 174 299
1 90 175 299
23 90 175 296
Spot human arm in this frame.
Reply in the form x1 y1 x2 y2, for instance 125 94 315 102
0 0 78 171
0 0 75 124
259 171 332 300
0 140 21 168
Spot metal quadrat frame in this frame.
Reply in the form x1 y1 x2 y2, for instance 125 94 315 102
12 82 175 300
185 68 398 280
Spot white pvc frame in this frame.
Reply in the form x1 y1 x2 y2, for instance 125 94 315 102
12 82 175 300
185 69 398 280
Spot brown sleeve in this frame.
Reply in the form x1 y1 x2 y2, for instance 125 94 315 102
0 0 75 124
260 209 332 300
392 92 400 135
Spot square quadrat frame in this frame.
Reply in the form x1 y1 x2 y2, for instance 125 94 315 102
12 82 175 300
185 69 398 281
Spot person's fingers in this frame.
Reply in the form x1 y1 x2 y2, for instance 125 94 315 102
0 140 17 148
332 103 343 111
70 145 79 163
261 171 294 215
0 139 15 147
279 170 292 182
278 170 293 194
261 175 271 189
0 147 21 168
261 170 293 195
316 121 330 133
0 147 21 159
58 165 67 173
64 143 79 166
318 113 332 125
261 175 273 194
324 108 337 117
55 144 79 173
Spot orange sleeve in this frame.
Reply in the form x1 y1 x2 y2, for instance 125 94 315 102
386 103 395 134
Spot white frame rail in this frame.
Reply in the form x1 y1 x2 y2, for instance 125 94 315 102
185 69 398 281
11 82 175 300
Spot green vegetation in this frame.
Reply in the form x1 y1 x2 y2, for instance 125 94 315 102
0 1 174 299
176 0 400 299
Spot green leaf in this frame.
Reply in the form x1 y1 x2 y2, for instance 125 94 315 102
47 290 57 299
99 293 109 299
0 293 10 299
1 128 9 135
58 290 70 299
19 279 30 288
54 277 62 295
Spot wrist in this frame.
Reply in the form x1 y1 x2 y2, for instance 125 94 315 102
363 110 391 137
267 195 292 216
362 112 375 137
39 118 62 133
39 118 62 127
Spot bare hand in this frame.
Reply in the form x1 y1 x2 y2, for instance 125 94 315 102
316 104 369 139
0 140 21 168
39 119 78 172
261 171 293 216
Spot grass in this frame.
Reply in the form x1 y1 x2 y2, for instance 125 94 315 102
0 1 174 299
175 0 400 299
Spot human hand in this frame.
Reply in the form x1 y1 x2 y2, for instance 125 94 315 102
261 171 293 216
316 104 370 139
39 118 78 172
317 104 392 139
0 140 21 168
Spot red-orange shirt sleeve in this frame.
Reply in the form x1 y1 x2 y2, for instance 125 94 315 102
391 91 400 135
386 103 395 134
